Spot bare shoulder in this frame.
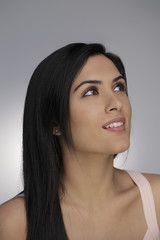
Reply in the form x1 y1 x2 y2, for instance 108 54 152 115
142 172 160 198
0 197 27 240
142 172 160 227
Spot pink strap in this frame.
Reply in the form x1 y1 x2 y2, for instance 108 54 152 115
126 170 160 239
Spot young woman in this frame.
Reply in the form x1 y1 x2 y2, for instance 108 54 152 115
0 43 160 240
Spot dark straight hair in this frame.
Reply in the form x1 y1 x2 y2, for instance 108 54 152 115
23 42 128 240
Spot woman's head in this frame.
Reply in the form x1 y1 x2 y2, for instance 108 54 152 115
24 43 129 150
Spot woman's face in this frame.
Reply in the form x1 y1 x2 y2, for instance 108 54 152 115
69 54 131 156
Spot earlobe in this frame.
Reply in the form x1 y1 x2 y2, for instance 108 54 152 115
53 127 61 136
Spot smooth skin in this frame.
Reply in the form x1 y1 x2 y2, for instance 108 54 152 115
0 55 160 240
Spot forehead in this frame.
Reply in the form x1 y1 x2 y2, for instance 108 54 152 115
72 54 120 86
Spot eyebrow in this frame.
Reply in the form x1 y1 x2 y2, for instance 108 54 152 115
73 75 126 92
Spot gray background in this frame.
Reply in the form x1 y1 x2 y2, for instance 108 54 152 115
0 0 160 204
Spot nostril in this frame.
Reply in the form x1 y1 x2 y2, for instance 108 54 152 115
109 107 117 111
105 106 118 113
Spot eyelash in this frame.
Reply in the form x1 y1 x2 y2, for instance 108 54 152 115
82 82 127 97
114 82 127 92
82 86 99 97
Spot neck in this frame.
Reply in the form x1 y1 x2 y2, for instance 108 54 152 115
60 148 119 209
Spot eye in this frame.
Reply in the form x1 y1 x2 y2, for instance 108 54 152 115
82 86 99 97
114 82 127 92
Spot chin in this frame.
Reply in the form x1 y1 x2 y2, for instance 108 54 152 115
110 138 130 155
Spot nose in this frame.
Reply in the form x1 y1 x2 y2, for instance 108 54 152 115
104 94 123 113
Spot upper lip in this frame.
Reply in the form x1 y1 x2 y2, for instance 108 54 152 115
102 117 125 128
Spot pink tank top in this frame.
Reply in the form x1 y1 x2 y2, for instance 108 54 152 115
126 170 160 240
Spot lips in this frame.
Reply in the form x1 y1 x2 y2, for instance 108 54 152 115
102 117 125 132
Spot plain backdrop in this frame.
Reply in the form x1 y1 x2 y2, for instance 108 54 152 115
0 0 160 204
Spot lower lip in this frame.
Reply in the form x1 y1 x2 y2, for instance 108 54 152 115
104 125 125 132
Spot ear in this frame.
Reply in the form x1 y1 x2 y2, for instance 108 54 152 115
53 127 61 136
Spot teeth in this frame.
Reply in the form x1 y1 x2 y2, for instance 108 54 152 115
105 122 123 129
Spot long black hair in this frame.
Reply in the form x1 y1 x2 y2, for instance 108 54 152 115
23 43 128 240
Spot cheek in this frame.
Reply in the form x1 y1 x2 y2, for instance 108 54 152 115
69 100 101 140
121 95 131 114
127 100 132 121
70 99 102 127
70 105 96 130
124 98 132 132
